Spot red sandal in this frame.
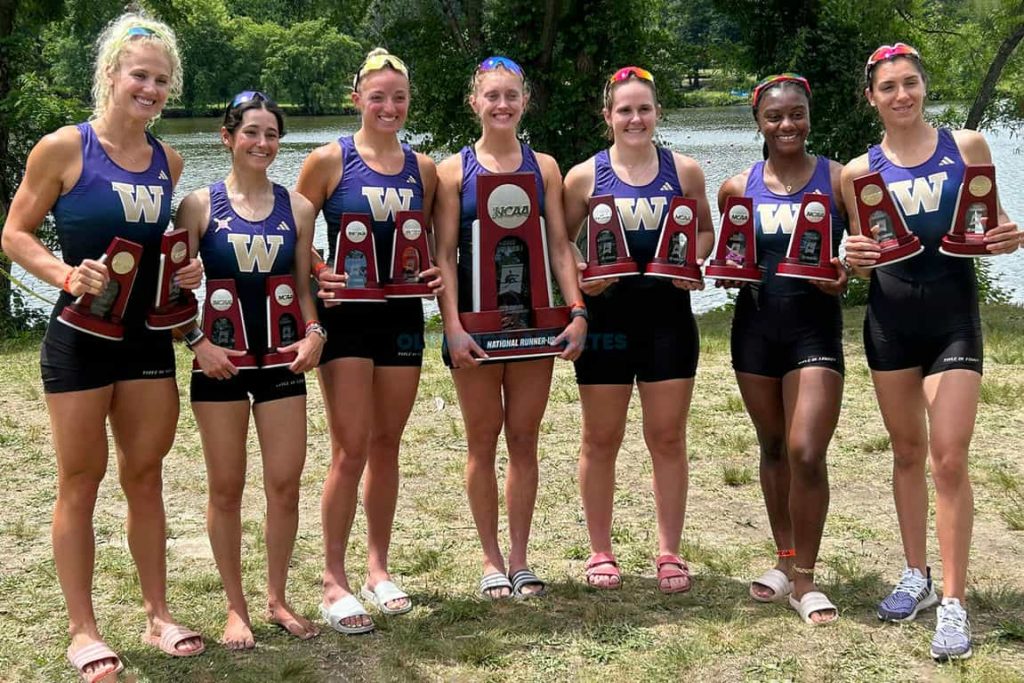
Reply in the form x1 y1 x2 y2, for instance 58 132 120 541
656 554 692 594
585 552 622 590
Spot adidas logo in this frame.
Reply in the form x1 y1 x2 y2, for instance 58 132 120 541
277 221 290 231
407 175 418 184
660 182 674 191
158 170 169 181
939 156 955 166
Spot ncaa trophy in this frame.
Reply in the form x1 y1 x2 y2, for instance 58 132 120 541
147 229 199 329
193 278 258 371
58 236 144 341
262 274 305 369
776 194 840 282
940 165 998 257
385 209 434 298
705 196 761 282
645 196 702 282
580 194 639 281
329 213 386 303
852 172 923 267
459 172 570 361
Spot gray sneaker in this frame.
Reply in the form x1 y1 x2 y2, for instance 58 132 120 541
931 597 973 662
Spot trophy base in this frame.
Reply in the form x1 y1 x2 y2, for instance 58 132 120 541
866 237 925 268
705 262 762 283
644 261 703 283
384 282 435 299
581 261 640 282
58 306 125 341
459 307 571 362
146 300 199 330
776 260 839 282
331 287 388 303
261 350 298 369
939 235 992 258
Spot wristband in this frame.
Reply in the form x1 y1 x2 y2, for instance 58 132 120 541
313 262 329 278
569 307 589 322
306 321 327 342
570 300 585 310
62 268 75 294
183 327 205 349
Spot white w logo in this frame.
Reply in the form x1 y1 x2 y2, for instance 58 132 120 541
111 182 164 223
228 234 283 273
615 197 668 232
757 204 800 235
889 172 947 216
362 187 414 222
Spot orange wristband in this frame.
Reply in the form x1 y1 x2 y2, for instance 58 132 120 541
313 262 329 277
62 269 74 294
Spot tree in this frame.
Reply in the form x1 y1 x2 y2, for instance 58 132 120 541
263 19 362 114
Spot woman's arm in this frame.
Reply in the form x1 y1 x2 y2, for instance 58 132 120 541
673 153 713 291
286 191 325 372
416 152 444 294
839 154 881 275
564 158 616 297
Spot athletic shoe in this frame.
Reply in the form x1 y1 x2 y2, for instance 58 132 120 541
877 566 939 622
931 597 973 661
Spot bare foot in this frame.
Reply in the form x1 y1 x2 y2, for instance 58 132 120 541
220 610 255 651
792 581 838 624
145 617 205 656
268 600 320 640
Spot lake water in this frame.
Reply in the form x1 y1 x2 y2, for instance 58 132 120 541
13 107 1024 315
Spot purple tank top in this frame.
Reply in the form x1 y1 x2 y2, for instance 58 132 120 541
51 122 173 330
322 136 423 277
868 128 972 283
744 156 846 297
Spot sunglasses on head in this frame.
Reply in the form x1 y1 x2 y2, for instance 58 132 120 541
228 90 270 110
352 53 409 90
476 56 525 78
751 73 811 108
608 66 654 85
865 43 920 78
126 26 155 38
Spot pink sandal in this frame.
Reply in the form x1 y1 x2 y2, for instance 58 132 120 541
142 624 205 657
67 641 124 682
656 554 692 594
585 552 622 590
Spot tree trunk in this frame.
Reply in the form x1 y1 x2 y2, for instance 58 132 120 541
0 0 20 325
965 22 1024 130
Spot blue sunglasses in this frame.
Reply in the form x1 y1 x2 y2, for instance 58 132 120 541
229 90 270 109
477 56 524 78
126 26 156 38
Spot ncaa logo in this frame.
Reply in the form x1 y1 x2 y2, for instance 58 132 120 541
346 220 369 243
487 184 531 229
804 201 826 223
274 283 295 307
673 205 694 225
729 205 750 225
591 203 612 225
402 218 422 241
210 288 234 311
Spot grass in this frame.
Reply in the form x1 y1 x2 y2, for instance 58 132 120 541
1 303 1023 681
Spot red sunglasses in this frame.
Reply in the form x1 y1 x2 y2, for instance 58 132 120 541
751 73 811 109
865 43 920 78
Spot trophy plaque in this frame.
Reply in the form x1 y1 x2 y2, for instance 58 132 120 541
329 213 386 303
645 196 703 282
146 229 198 329
581 194 639 281
58 237 144 341
458 172 570 361
776 194 839 282
852 172 923 267
193 278 257 371
384 209 434 298
262 274 305 369
940 165 998 257
706 196 761 282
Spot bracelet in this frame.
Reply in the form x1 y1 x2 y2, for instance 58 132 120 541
183 327 205 349
306 321 327 341
570 300 586 310
304 319 320 331
313 262 329 278
62 268 75 294
569 307 589 322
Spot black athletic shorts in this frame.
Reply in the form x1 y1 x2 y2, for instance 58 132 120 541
864 270 983 375
40 320 175 394
574 279 699 385
731 286 845 378
190 365 306 404
317 297 424 367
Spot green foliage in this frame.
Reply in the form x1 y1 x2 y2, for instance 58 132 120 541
264 20 363 115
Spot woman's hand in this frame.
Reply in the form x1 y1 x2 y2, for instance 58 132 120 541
844 229 882 269
811 257 849 296
316 267 348 302
555 316 587 361
193 339 248 380
446 327 488 368
670 258 705 291
421 265 444 296
577 262 616 296
176 257 204 290
985 218 1021 255
64 259 109 297
284 333 324 374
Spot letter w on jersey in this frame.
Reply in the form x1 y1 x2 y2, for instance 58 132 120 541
111 182 164 223
889 172 947 216
615 197 668 231
757 204 800 234
228 234 283 273
362 187 414 222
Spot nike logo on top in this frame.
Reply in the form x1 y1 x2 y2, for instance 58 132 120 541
660 182 674 191
939 156 956 166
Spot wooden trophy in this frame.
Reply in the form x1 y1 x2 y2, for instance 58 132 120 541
581 194 639 281
940 165 998 258
262 274 305 369
776 194 840 282
329 214 386 303
705 196 762 283
147 229 198 329
459 172 570 361
193 279 258 371
645 196 702 283
385 209 434 298
58 237 144 341
852 172 923 267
